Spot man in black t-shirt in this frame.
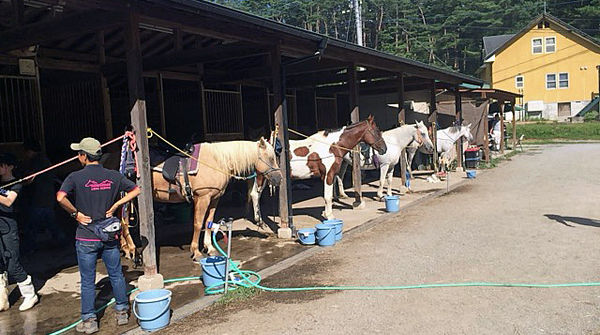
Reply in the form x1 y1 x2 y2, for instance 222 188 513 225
56 138 140 334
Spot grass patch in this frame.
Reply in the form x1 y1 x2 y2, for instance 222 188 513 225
216 286 260 306
507 122 600 141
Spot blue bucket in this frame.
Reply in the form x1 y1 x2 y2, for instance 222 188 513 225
466 170 476 179
297 228 316 245
315 223 336 246
200 256 227 288
323 219 343 241
133 289 172 331
384 195 400 213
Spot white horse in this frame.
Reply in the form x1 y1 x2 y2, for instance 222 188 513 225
248 116 387 223
405 123 474 175
335 121 434 200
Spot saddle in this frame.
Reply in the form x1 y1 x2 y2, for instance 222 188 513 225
360 143 373 165
150 143 200 203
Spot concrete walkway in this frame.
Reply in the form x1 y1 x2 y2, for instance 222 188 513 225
161 144 600 335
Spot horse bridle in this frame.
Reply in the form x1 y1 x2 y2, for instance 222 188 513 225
257 147 281 178
360 120 386 149
406 125 425 147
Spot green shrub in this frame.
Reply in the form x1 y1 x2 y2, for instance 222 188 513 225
584 110 599 122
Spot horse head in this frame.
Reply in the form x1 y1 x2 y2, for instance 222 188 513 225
414 121 434 153
359 115 387 155
256 137 282 186
461 123 474 142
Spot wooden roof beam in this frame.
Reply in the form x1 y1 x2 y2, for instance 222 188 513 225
0 9 127 53
102 42 269 74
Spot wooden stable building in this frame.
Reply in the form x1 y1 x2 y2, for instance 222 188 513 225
0 0 482 283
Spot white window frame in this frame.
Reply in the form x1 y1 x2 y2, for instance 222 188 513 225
532 38 543 54
558 72 569 89
546 73 556 89
545 36 556 53
515 75 524 89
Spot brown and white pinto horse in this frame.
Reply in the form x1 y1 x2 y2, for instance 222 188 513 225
249 115 386 222
120 138 282 261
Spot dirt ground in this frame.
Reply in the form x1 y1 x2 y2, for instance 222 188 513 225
162 143 600 335
0 146 469 334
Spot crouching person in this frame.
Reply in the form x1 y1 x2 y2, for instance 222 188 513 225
56 138 140 334
0 153 39 312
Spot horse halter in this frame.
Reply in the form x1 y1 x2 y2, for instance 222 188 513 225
415 127 424 145
360 120 385 148
257 147 281 178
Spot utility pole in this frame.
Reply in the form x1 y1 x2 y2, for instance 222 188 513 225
543 1 547 14
353 0 363 46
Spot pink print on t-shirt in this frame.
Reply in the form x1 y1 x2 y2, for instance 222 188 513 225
85 179 113 191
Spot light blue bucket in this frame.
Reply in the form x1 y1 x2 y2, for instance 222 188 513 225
297 228 316 245
384 195 400 212
200 256 227 288
323 219 343 241
466 170 476 179
133 289 172 332
315 223 336 246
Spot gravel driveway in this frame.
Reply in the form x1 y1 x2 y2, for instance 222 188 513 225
163 144 600 335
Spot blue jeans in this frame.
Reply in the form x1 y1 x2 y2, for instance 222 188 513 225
0 217 28 283
75 240 129 321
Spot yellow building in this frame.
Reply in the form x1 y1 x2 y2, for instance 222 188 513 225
478 14 600 120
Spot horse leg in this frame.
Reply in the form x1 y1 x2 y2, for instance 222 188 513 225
386 165 394 197
377 163 387 200
335 161 349 199
322 181 335 220
190 196 210 262
203 198 221 256
248 179 265 227
120 207 136 260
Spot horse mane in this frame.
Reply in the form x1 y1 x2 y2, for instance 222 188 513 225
447 125 460 134
323 120 364 136
203 141 258 175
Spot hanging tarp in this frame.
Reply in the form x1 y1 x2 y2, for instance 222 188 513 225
436 100 489 146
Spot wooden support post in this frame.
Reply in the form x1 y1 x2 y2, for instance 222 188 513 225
500 103 505 154
125 11 162 288
511 98 517 149
11 0 24 27
157 73 167 136
397 73 407 189
348 64 363 208
313 89 319 131
430 80 438 172
97 31 113 140
455 86 463 170
483 103 490 162
174 28 183 51
271 45 293 237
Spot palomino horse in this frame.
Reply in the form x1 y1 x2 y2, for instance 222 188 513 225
120 137 282 261
405 123 473 174
338 121 434 199
248 115 387 223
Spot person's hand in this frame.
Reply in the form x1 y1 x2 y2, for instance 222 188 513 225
106 204 118 218
76 212 92 225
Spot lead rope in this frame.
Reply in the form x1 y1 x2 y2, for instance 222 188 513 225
147 128 258 181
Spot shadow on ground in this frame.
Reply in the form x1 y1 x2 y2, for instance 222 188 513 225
544 214 600 228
